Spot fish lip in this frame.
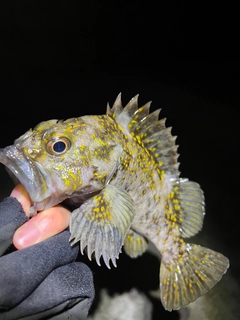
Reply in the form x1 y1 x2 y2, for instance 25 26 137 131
0 145 51 208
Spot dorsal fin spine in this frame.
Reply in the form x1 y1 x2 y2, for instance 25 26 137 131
107 94 180 177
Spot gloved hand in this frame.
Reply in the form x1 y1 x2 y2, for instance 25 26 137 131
0 197 95 320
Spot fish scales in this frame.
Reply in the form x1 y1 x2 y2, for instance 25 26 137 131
0 93 229 312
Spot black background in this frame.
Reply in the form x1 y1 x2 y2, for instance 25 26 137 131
0 1 239 319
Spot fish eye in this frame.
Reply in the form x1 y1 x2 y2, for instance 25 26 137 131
46 137 71 155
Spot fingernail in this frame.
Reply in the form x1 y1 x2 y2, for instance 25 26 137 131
14 221 41 248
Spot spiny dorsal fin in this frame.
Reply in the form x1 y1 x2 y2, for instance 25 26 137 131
106 93 123 118
107 94 180 177
107 93 140 125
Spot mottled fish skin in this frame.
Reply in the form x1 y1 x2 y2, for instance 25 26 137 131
0 93 229 311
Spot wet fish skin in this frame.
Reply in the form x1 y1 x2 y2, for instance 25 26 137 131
0 94 229 311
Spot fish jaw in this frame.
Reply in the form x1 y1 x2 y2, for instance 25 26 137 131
0 145 56 214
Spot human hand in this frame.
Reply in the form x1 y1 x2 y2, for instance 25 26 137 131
0 187 95 320
11 184 71 249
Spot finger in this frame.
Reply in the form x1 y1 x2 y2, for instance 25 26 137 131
10 183 31 216
13 205 71 249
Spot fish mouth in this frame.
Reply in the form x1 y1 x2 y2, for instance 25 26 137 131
0 145 52 213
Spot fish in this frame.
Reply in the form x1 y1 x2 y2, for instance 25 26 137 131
0 93 229 311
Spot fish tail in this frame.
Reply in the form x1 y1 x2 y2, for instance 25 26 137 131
159 243 229 311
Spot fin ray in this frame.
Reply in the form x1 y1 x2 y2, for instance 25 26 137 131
129 102 152 131
160 244 229 311
135 109 161 134
107 94 180 176
69 184 134 268
167 179 205 238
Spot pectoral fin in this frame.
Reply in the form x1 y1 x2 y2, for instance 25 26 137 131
69 184 134 268
124 229 148 258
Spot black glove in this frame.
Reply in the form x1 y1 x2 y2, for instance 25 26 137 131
0 197 95 320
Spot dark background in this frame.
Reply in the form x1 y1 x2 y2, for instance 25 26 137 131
0 1 239 319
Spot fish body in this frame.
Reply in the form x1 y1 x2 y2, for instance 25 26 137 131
0 94 229 311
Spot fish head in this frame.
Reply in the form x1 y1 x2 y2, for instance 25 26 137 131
0 118 99 214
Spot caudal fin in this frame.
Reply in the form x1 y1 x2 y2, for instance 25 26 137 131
159 244 229 311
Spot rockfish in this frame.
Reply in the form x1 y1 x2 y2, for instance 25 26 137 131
0 94 229 311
